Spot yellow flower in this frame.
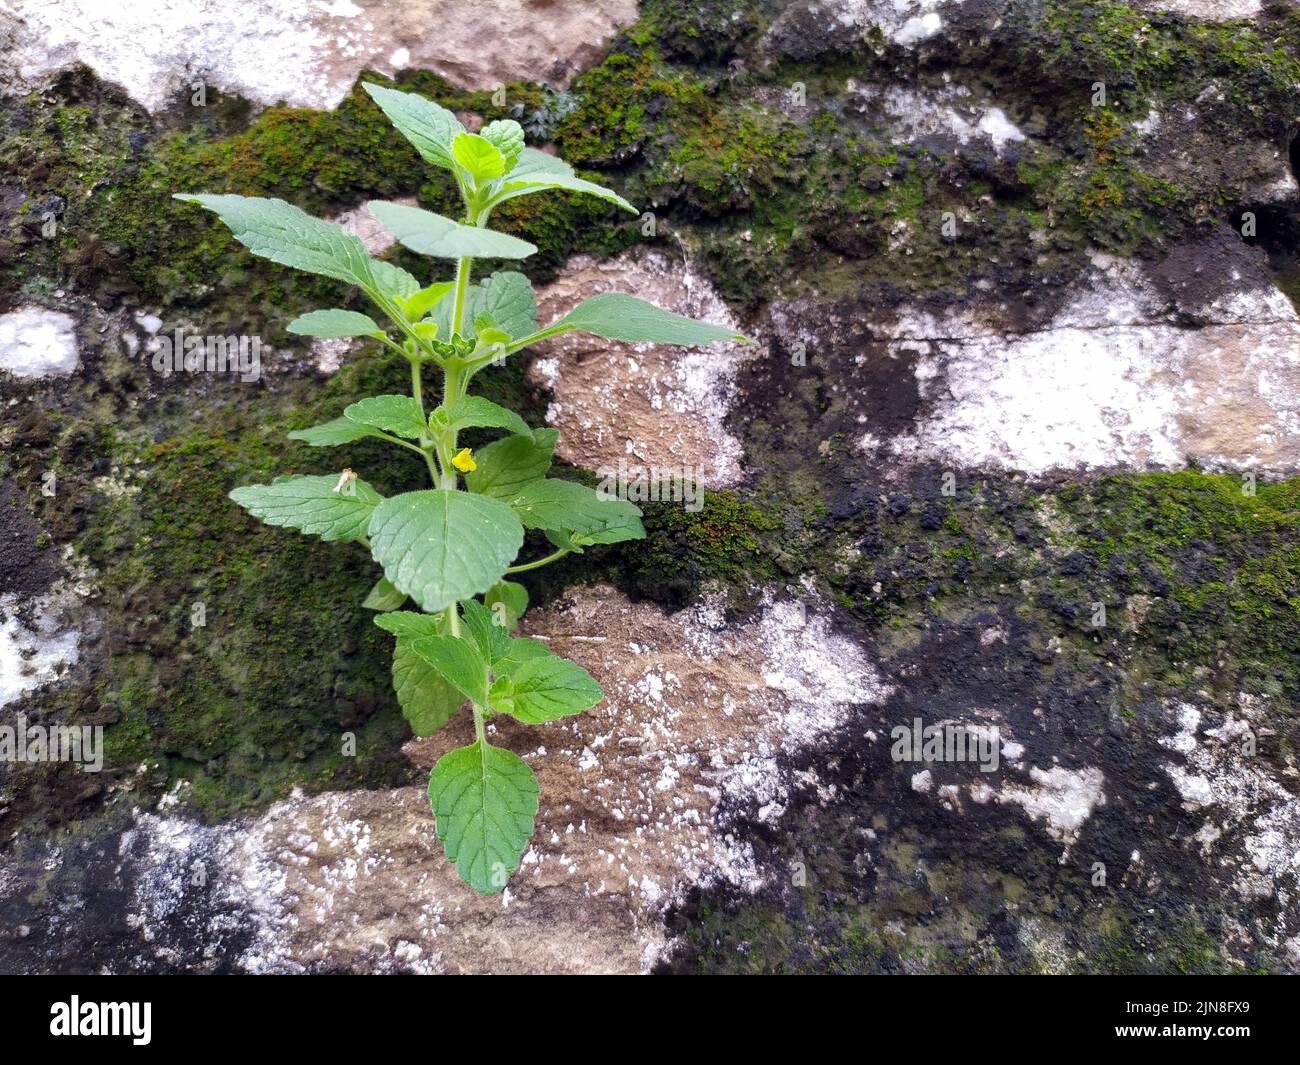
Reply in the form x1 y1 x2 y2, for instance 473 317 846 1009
451 447 477 473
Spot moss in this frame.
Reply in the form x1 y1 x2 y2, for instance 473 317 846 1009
1096 917 1233 975
639 0 764 64
1054 472 1300 704
63 349 446 819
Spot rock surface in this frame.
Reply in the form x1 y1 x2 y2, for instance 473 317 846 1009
530 252 757 487
0 307 78 378
0 584 885 973
0 0 638 112
3 0 1300 975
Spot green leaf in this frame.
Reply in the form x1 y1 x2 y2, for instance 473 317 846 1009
484 580 529 631
452 131 506 183
173 194 374 287
410 633 490 707
404 281 454 320
287 308 383 338
492 148 636 214
367 489 525 612
373 609 447 641
361 576 407 611
374 611 462 736
344 394 428 439
472 272 538 340
543 513 646 552
369 259 421 301
367 201 536 260
439 395 530 437
572 511 646 545
465 429 558 501
557 293 746 345
480 119 525 170
493 635 553 678
493 653 603 724
287 417 379 447
362 83 466 170
504 478 642 535
229 473 380 543
422 271 537 343
458 598 511 663
427 741 538 895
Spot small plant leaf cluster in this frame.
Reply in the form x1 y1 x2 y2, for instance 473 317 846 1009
176 83 743 894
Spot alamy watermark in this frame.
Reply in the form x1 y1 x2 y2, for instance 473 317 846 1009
0 714 103 772
595 458 702 513
151 326 262 382
891 716 1001 773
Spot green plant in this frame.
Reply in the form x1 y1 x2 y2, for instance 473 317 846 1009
174 83 742 894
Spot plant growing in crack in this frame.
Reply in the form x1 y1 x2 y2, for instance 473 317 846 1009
175 83 743 895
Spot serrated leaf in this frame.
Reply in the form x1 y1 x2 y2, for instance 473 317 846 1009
394 645 463 735
368 490 525 612
458 598 511 664
369 259 421 301
423 270 537 343
362 576 407 611
494 653 603 724
410 633 490 707
472 271 537 340
571 511 646 546
484 580 529 631
373 609 448 640
287 308 383 338
480 119 525 170
464 429 558 501
427 741 538 894
344 394 428 439
287 417 380 447
229 473 380 542
452 132 506 183
367 201 536 260
557 293 745 345
494 636 553 678
404 281 454 320
504 478 642 535
363 83 466 170
543 515 645 550
492 148 636 214
439 395 530 437
374 611 462 736
173 194 374 287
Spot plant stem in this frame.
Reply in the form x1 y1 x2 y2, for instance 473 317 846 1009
505 548 572 574
451 255 472 339
409 358 444 484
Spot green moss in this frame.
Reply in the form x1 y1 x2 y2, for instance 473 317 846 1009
67 349 445 818
1055 472 1300 702
1096 917 1233 975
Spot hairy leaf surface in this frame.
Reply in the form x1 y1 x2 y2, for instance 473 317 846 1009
368 490 524 612
344 395 429 439
557 293 745 345
229 474 380 542
492 148 635 213
504 478 642 535
464 429 558 500
363 83 465 169
439 395 530 437
173 194 375 287
287 308 383 338
427 741 538 895
287 417 379 447
374 611 462 735
368 201 536 260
